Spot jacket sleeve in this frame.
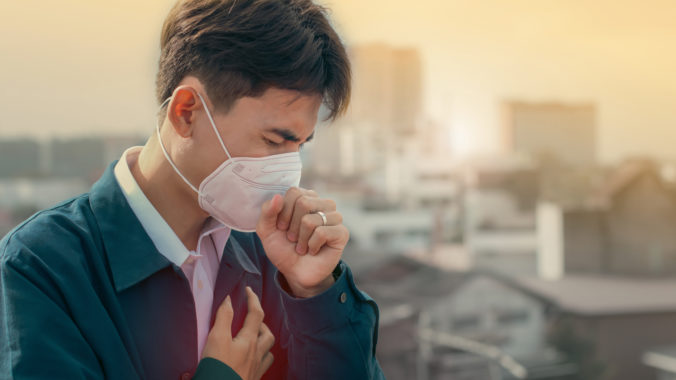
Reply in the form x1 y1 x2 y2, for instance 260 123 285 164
274 261 386 380
192 358 242 380
0 256 104 379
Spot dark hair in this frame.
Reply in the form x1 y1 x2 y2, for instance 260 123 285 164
156 0 351 121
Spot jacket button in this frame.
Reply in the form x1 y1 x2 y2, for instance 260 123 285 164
339 292 347 303
180 372 191 380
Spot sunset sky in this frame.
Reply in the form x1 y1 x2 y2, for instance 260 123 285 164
0 0 674 162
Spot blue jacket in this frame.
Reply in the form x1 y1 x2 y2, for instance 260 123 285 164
0 162 385 380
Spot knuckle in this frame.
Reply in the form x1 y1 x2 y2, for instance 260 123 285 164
297 195 311 210
327 199 337 209
301 214 315 229
286 186 300 197
317 228 327 239
335 212 343 224
252 306 264 318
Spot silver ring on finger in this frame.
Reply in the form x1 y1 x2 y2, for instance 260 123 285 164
314 210 328 226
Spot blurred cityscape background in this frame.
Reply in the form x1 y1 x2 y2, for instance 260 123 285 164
1 1 676 379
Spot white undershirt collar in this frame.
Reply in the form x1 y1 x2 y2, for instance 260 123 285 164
113 146 230 267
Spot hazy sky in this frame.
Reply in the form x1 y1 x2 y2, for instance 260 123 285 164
1 0 675 162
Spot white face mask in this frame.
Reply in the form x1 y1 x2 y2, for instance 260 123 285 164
155 92 302 232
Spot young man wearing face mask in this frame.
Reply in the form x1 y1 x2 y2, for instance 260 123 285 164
0 1 385 380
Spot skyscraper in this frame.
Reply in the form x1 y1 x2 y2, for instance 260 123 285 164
347 44 423 136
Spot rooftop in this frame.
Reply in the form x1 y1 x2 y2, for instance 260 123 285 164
512 275 676 316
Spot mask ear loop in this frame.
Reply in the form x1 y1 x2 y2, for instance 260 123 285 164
195 92 234 161
155 97 201 194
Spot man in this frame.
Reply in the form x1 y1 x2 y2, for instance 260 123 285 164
0 0 385 379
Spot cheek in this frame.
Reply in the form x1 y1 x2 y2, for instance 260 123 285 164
179 137 226 183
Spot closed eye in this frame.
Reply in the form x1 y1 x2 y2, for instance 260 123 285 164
263 137 283 147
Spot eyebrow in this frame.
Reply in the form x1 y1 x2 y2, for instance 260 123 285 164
267 128 315 144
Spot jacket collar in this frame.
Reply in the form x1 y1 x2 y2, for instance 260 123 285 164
88 161 260 293
89 161 172 292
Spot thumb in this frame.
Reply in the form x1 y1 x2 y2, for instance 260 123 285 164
213 295 234 341
256 194 283 238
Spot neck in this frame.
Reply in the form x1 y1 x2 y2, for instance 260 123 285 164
131 138 208 251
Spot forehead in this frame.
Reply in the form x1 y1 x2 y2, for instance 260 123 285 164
230 88 322 137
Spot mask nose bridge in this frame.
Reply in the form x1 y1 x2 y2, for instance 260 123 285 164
260 158 303 173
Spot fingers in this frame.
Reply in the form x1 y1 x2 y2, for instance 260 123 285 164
212 295 234 341
236 287 264 342
255 353 275 380
307 225 350 256
276 187 315 232
295 211 343 255
256 194 284 238
203 290 277 380
256 323 275 360
262 353 275 374
286 197 336 243
272 186 347 258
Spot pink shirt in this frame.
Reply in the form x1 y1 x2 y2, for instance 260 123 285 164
114 146 230 361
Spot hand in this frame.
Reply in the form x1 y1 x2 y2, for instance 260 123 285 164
201 287 275 380
256 187 349 298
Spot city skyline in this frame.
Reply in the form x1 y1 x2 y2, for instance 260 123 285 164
1 0 675 163
2 3 676 377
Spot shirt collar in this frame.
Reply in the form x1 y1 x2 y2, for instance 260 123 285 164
89 147 260 293
113 147 232 266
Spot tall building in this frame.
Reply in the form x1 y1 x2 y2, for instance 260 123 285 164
503 101 597 166
307 44 424 180
347 44 423 136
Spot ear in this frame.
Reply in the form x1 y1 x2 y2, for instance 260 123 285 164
167 86 201 138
